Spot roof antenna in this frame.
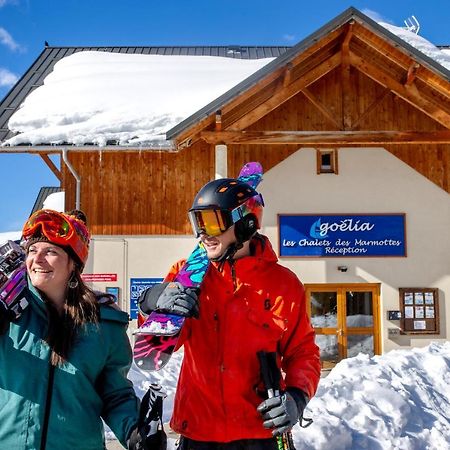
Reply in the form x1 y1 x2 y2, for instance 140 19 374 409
403 16 420 34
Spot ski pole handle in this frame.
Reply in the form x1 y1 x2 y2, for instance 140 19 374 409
257 351 274 396
257 351 296 450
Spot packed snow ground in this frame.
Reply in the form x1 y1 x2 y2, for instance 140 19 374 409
121 342 450 450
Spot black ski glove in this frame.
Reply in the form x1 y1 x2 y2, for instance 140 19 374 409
128 386 167 450
139 281 199 318
257 388 308 436
0 298 15 334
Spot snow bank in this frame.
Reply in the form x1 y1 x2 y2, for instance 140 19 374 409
115 342 450 449
295 342 450 450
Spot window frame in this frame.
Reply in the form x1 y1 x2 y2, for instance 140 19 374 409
316 148 338 174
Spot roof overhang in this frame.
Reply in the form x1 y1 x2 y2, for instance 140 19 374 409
0 144 177 154
166 7 450 148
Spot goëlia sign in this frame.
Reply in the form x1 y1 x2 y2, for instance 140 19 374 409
278 214 406 257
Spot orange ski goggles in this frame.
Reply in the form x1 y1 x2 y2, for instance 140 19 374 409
22 209 90 265
188 193 264 237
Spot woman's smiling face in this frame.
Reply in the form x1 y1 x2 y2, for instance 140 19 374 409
26 241 74 298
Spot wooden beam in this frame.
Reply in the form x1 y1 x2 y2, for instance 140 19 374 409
302 88 342 129
172 26 347 147
201 130 450 145
405 62 420 86
215 110 222 131
341 23 354 130
40 153 62 181
226 51 342 131
351 88 391 130
352 25 450 99
283 63 293 88
349 52 450 129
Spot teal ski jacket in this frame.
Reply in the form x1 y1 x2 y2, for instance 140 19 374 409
0 281 139 449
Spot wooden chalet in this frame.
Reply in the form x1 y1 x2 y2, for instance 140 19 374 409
1 7 449 236
1 7 449 358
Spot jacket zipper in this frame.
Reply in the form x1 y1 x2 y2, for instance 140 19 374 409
40 362 55 450
219 260 238 434
230 260 237 291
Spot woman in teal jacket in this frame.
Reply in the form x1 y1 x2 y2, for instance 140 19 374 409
0 209 140 449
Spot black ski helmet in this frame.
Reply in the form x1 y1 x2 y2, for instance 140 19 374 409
189 178 264 243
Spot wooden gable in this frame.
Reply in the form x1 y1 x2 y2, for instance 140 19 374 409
170 10 450 193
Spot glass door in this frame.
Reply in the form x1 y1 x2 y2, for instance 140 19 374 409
305 284 380 369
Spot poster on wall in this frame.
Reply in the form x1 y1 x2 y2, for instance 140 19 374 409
278 214 406 257
105 286 120 303
129 278 164 320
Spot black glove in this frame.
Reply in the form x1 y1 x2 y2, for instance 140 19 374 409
139 281 199 318
128 386 167 450
257 389 308 436
0 298 15 334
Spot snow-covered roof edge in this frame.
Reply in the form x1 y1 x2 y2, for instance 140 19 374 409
0 46 291 146
166 6 450 141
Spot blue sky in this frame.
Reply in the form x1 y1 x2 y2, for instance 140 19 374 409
0 0 449 232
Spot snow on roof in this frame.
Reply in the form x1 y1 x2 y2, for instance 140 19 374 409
3 22 450 148
379 22 450 71
0 230 21 244
4 52 273 147
42 191 65 211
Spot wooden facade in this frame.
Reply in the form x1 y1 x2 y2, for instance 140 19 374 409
4 9 450 235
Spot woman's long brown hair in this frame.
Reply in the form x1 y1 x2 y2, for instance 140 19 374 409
44 268 99 366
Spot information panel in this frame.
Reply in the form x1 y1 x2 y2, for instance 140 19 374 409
129 277 164 319
278 214 406 257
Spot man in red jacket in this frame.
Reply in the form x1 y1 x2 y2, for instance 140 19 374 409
139 175 321 450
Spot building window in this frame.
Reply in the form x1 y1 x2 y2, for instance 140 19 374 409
317 149 338 174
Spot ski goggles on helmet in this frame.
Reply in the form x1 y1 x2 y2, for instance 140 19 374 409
22 209 90 265
188 193 264 237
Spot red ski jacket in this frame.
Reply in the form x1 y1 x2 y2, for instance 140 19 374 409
166 235 320 442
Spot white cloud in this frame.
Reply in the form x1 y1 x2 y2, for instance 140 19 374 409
0 0 18 7
0 27 22 52
0 67 18 87
283 34 297 42
361 8 394 25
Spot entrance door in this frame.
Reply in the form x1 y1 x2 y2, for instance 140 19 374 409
305 284 381 369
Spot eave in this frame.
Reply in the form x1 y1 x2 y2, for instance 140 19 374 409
167 7 450 148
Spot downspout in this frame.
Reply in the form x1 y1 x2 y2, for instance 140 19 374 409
215 144 227 179
61 147 81 210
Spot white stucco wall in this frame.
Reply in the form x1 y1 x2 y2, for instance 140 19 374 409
83 147 449 353
259 147 449 353
84 235 197 333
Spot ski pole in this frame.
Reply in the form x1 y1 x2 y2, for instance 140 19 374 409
257 351 296 450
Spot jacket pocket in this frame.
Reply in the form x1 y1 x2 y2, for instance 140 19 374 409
247 308 287 342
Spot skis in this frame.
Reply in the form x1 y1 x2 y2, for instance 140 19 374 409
0 240 28 319
133 162 263 371
133 243 208 370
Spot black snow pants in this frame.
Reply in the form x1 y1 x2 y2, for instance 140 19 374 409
178 436 280 450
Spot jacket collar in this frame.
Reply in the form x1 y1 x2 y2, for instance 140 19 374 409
211 234 278 273
26 276 50 319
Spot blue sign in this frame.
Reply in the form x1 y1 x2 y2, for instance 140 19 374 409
129 277 164 319
279 214 406 257
105 286 120 303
